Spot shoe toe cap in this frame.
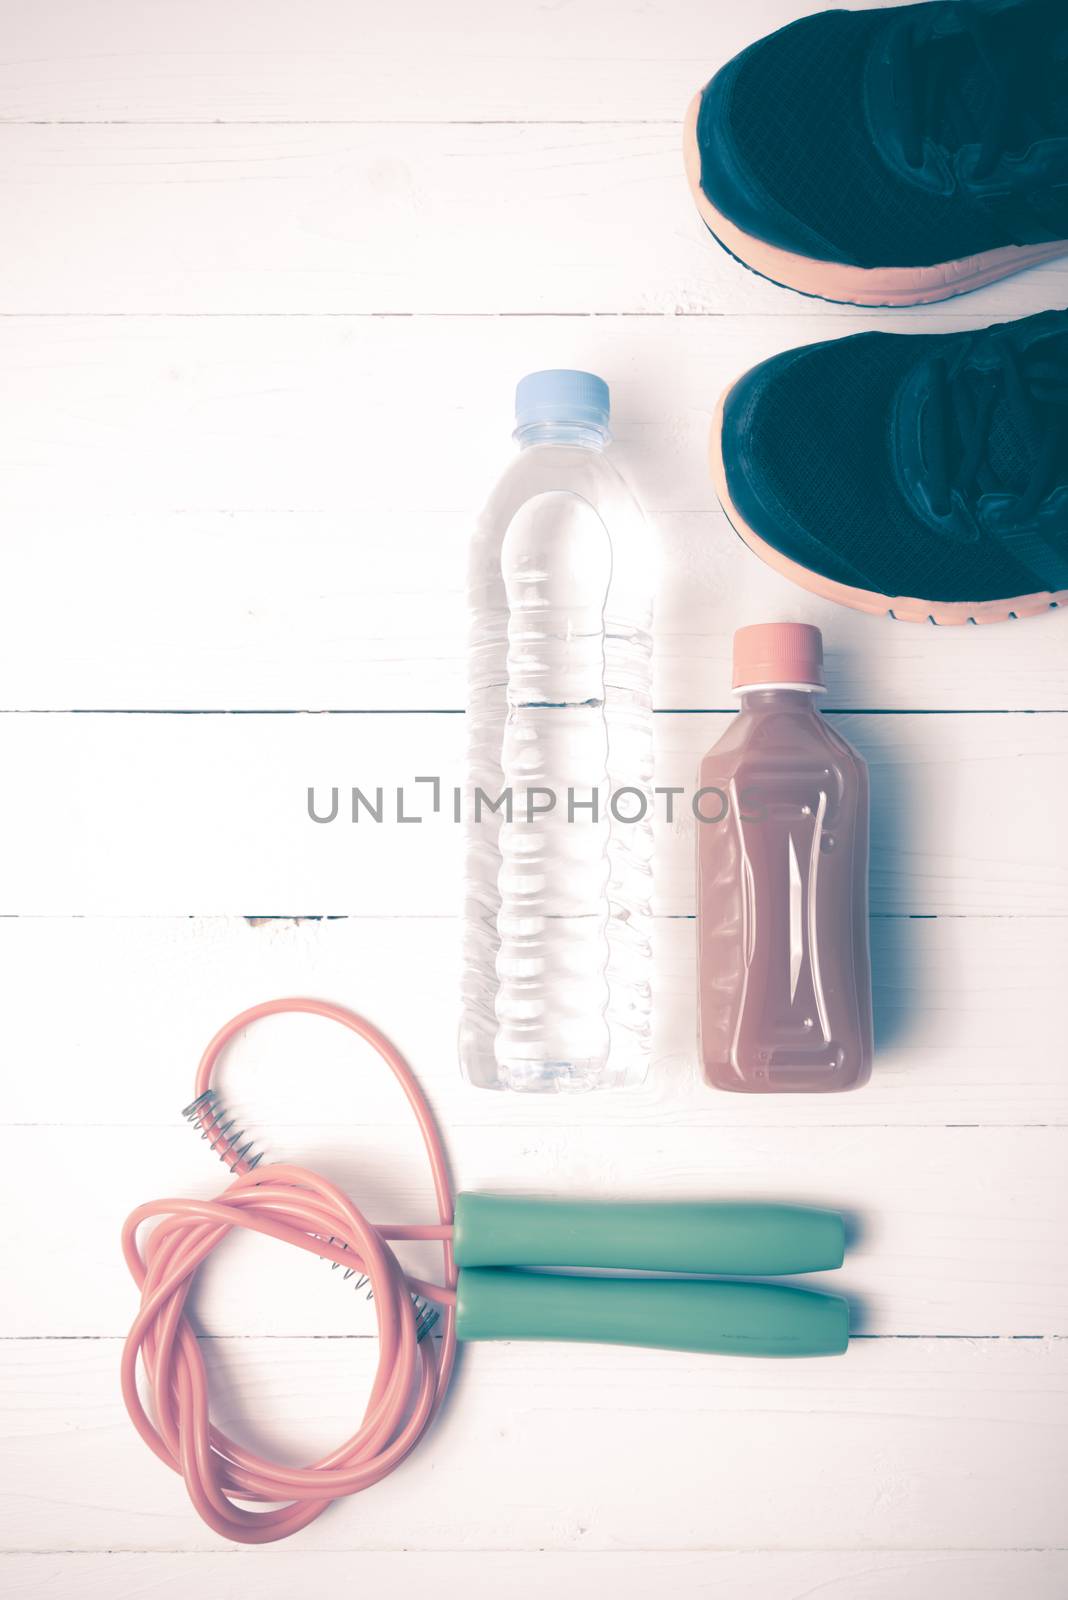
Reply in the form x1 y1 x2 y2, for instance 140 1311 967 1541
717 342 895 593
694 27 853 265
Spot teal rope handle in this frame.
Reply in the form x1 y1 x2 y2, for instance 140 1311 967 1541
453 1194 845 1277
457 1270 849 1357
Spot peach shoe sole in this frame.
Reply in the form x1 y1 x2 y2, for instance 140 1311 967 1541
711 391 1068 625
684 91 1068 307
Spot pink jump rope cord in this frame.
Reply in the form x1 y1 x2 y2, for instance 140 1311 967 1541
120 998 458 1544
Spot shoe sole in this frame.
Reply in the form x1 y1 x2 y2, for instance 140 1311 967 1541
684 91 1068 307
710 389 1068 625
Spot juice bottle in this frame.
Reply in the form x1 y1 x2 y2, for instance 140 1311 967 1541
698 623 872 1092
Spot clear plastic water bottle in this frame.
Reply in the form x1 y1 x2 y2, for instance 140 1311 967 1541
461 370 654 1091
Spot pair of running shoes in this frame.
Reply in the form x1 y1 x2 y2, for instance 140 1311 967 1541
687 0 1066 624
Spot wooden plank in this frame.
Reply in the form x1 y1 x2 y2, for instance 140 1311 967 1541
0 1 953 125
4 122 1067 316
0 311 1053 518
1 712 1065 915
0 1338 1064 1551
5 510 1068 712
3 1118 1065 1335
4 914 1067 1129
5 1551 1068 1600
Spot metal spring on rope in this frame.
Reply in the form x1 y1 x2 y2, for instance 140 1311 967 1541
181 1091 439 1341
182 1089 264 1174
322 1235 440 1340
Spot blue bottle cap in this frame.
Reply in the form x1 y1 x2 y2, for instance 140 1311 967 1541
514 370 610 432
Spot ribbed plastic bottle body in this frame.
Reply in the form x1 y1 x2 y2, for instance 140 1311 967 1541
461 438 653 1091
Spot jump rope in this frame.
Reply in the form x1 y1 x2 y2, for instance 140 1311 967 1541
122 997 849 1544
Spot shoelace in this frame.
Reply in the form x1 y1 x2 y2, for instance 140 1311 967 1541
893 3 1067 182
924 330 1068 524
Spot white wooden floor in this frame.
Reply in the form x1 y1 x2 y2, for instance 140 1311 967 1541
2 3 1066 1596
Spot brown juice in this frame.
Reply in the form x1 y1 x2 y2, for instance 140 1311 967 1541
698 625 873 1093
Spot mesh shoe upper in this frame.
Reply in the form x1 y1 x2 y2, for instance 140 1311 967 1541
698 1 1068 269
719 311 1068 604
